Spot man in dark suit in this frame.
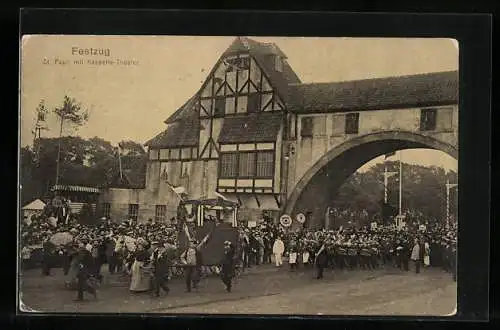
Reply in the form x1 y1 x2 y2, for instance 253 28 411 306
220 241 236 292
75 243 97 301
314 240 328 279
151 241 170 297
105 236 117 274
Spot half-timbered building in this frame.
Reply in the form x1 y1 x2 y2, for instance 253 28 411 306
99 37 458 227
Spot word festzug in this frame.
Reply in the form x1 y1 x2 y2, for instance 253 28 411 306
71 47 111 57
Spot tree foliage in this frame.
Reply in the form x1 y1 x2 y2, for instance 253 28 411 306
54 96 89 130
20 136 147 204
333 161 458 222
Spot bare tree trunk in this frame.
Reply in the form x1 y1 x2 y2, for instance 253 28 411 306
55 116 64 186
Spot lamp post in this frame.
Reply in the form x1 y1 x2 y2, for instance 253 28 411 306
446 178 458 228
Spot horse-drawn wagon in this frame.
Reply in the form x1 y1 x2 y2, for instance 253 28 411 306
173 197 242 277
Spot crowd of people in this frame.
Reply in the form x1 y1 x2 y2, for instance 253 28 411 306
20 207 457 302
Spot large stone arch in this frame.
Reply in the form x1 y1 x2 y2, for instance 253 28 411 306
284 130 458 229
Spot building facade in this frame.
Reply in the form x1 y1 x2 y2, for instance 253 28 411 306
99 37 458 227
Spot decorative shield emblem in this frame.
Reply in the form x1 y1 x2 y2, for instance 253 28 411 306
279 214 292 227
296 213 306 224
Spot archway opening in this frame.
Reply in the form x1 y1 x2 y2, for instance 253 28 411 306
286 132 457 229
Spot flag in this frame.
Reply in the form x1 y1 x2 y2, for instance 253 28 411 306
214 191 229 201
183 223 191 241
167 182 187 199
384 151 396 159
117 142 124 154
172 186 187 195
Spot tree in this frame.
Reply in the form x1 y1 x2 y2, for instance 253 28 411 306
53 96 89 186
118 140 148 178
333 161 455 222
20 135 148 203
20 147 39 205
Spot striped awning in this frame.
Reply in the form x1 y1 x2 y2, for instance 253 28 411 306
52 185 100 193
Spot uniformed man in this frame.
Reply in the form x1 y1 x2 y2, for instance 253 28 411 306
359 243 372 270
347 241 358 270
220 240 236 292
314 240 328 279
336 242 347 271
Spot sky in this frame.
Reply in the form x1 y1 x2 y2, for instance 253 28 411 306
20 36 458 172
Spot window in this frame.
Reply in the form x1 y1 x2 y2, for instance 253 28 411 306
169 149 180 160
345 113 360 134
275 56 283 72
181 148 191 159
128 204 139 222
225 57 249 71
225 97 236 114
301 117 313 137
237 96 248 113
420 108 437 131
220 153 238 178
155 205 167 223
149 149 159 160
239 153 256 177
220 151 274 179
102 203 110 219
332 114 344 136
160 162 169 181
159 149 169 160
436 107 453 131
214 97 225 117
247 93 260 113
313 116 326 136
181 161 192 177
256 151 274 178
203 160 209 178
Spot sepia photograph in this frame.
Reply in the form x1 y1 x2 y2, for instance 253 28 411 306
18 35 458 315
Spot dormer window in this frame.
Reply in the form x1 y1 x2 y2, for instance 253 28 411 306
275 56 283 72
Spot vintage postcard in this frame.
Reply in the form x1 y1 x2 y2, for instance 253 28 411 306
18 35 459 315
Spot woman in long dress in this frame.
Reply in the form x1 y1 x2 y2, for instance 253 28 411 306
129 243 151 293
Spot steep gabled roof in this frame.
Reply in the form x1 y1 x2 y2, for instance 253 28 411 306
145 114 199 148
229 37 301 103
164 37 301 124
164 96 197 124
286 70 458 113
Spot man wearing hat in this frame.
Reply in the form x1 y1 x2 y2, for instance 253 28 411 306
74 242 97 301
180 239 203 293
220 240 236 292
150 240 170 297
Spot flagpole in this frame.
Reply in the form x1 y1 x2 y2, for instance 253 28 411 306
384 165 388 204
446 178 450 229
117 145 123 180
398 151 403 216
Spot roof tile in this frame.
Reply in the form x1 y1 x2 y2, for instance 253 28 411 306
286 71 458 112
218 113 283 144
145 116 199 148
